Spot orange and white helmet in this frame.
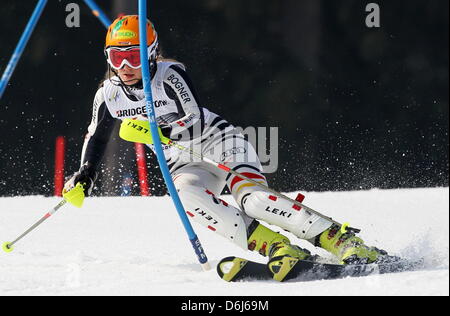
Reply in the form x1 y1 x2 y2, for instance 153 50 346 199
105 15 159 70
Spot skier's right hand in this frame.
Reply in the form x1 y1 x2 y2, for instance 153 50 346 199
64 162 98 197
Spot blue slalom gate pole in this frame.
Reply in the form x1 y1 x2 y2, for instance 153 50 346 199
138 0 210 270
0 0 48 99
83 0 112 28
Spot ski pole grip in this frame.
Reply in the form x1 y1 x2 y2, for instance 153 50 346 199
119 119 170 145
63 183 86 208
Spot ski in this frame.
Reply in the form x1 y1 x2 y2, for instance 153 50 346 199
217 256 424 282
217 257 273 282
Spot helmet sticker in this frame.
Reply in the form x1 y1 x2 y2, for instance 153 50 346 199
111 18 126 38
113 30 137 40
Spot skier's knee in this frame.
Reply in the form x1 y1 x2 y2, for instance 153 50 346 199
173 173 203 189
177 185 250 250
173 168 223 196
225 164 268 207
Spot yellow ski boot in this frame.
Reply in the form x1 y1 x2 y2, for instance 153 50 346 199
247 222 311 278
316 224 388 264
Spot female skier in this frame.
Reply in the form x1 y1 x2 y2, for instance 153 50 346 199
64 15 387 272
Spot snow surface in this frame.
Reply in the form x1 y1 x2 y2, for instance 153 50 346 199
0 187 448 296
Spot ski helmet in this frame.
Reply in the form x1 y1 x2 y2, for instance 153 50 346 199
105 15 159 69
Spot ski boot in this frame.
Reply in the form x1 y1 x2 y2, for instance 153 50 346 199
315 224 388 264
247 221 311 276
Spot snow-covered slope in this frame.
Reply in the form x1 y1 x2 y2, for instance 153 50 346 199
0 187 448 296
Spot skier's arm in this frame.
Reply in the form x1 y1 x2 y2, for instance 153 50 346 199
65 87 116 195
162 65 204 140
80 87 116 170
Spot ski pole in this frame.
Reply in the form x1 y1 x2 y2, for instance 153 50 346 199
2 183 85 253
82 0 111 28
138 0 210 271
2 200 67 253
0 0 48 99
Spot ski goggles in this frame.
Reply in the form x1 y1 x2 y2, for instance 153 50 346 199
105 46 142 70
105 37 158 70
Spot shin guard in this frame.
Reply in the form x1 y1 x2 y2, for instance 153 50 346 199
242 191 333 240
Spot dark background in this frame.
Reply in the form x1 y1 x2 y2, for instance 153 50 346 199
0 0 448 196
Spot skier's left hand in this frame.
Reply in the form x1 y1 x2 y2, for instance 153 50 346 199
64 163 98 197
